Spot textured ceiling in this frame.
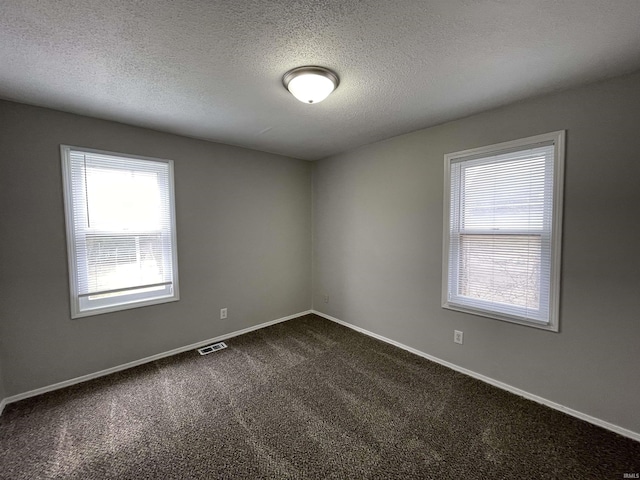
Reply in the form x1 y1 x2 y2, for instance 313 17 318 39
1 1 640 160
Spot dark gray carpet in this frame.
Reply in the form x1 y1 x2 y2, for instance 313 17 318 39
1 314 638 479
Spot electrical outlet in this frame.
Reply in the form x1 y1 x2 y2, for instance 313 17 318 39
323 294 329 303
220 308 227 320
454 330 463 345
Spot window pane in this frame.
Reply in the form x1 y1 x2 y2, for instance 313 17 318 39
463 157 546 231
86 234 165 294
86 167 162 230
459 234 541 310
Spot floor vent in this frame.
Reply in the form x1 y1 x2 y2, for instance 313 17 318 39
198 342 227 355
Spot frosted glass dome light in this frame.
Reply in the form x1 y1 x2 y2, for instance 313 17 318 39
283 66 339 104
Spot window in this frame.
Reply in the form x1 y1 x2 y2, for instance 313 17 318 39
61 146 179 318
442 131 565 331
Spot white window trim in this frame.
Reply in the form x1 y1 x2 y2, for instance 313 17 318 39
441 131 565 332
61 145 180 318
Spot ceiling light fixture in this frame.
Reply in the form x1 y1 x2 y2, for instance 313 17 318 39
283 66 339 104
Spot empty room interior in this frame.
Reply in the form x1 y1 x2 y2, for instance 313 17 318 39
1 1 640 478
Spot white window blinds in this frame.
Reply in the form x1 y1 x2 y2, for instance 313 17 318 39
443 132 564 330
61 146 179 318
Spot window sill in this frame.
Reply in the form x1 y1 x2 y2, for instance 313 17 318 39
71 295 180 319
442 302 559 332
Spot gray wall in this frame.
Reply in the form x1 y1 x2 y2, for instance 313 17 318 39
0 357 5 403
312 72 640 434
0 100 312 397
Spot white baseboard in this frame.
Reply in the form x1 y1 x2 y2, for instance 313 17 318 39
1 310 312 410
312 309 640 443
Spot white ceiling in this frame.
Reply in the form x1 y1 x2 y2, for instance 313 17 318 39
2 1 640 160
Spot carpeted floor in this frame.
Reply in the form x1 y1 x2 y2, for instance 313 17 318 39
0 314 638 479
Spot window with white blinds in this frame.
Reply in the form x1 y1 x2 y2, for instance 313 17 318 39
61 146 179 318
442 131 565 331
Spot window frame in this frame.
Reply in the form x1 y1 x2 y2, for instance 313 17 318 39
441 131 565 331
61 145 180 319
